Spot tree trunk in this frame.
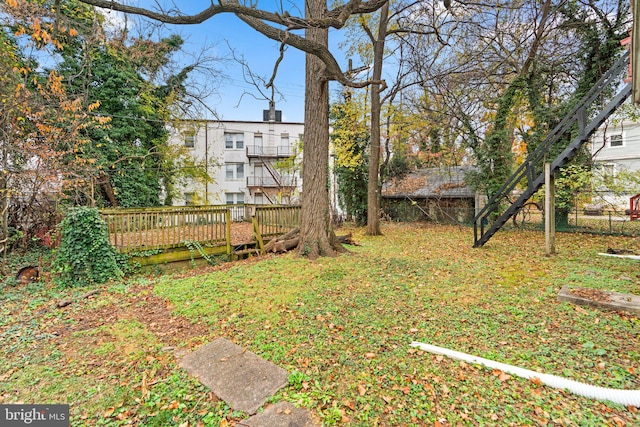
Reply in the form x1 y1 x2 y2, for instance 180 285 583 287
297 0 338 259
365 2 389 236
98 172 119 207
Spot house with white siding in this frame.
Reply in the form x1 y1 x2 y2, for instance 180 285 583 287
169 105 304 207
590 119 640 209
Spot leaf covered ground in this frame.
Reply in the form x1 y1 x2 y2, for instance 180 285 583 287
1 223 639 426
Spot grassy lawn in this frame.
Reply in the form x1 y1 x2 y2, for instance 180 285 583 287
1 223 639 426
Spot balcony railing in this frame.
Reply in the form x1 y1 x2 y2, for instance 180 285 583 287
247 176 298 188
246 145 294 158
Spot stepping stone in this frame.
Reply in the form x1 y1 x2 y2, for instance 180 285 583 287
558 285 640 316
180 337 289 414
239 402 320 427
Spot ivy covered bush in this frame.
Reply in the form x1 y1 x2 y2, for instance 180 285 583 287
53 207 123 287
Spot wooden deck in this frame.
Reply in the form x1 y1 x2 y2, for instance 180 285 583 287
100 205 300 266
107 221 255 250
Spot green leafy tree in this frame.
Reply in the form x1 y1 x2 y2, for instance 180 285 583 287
56 31 192 207
330 94 370 225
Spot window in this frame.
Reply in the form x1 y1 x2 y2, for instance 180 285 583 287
225 193 244 204
184 192 194 206
601 163 615 178
224 132 244 149
281 133 289 146
609 134 623 147
225 163 244 180
184 132 195 148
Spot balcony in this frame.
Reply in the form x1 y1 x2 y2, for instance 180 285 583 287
246 145 294 158
247 176 298 188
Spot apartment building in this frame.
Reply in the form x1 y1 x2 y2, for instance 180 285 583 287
170 107 304 206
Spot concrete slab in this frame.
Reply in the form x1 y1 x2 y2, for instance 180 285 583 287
238 402 320 427
179 338 289 414
558 286 640 316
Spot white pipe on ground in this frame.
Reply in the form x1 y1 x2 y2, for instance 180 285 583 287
410 341 640 407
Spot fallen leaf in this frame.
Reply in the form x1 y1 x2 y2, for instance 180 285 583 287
611 416 626 427
498 372 511 382
115 411 130 421
492 369 511 382
382 395 393 404
358 384 367 396
343 399 355 410
103 407 115 418
365 352 376 359
392 385 410 395
530 377 543 386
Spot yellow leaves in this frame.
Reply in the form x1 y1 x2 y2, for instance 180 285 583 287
88 101 102 112
6 0 19 8
47 71 65 98
14 83 24 97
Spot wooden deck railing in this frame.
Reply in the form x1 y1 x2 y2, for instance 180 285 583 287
101 204 301 257
101 205 231 253
254 205 301 238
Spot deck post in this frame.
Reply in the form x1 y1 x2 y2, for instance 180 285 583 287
252 215 265 255
545 163 556 255
226 209 232 255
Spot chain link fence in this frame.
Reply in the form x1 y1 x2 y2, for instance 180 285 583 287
381 194 640 237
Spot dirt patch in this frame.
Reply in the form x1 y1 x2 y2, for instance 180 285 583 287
569 288 612 303
54 283 210 348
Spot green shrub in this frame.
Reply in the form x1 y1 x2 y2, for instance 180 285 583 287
53 207 123 287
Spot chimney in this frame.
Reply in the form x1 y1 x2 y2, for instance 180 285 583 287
263 101 282 122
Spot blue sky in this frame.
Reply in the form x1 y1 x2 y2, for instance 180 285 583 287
116 2 352 123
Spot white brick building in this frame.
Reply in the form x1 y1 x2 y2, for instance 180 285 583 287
169 108 304 206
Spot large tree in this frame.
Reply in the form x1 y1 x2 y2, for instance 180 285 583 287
72 0 388 258
0 4 99 252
